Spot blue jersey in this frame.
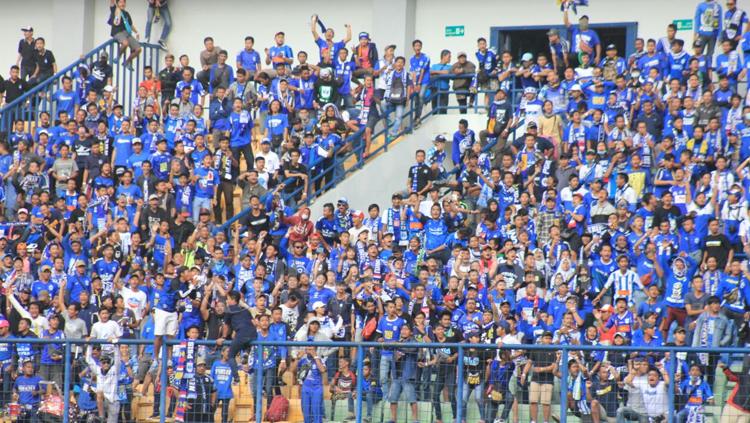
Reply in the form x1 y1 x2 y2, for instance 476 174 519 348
153 280 179 312
229 111 252 148
113 134 133 166
93 258 120 296
376 316 405 356
14 375 42 405
211 360 234 399
409 54 431 85
236 49 261 72
149 152 172 180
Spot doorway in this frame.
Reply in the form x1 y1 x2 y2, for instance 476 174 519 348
490 22 638 62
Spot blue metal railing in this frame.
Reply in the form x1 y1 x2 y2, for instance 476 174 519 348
218 74 523 232
0 39 162 134
0 337 744 423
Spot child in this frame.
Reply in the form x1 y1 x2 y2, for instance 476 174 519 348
676 364 714 423
211 347 234 423
330 356 356 421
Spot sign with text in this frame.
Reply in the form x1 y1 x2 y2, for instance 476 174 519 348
673 19 693 31
445 25 465 37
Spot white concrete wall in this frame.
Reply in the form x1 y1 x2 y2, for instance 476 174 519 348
308 114 486 216
0 0 706 84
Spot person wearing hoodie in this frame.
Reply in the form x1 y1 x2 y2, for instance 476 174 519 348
717 355 750 422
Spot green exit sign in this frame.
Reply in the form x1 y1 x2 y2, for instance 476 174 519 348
445 25 465 37
673 19 693 31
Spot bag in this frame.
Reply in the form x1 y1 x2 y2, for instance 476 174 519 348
362 317 378 340
264 395 289 422
477 69 490 85
389 76 407 105
486 385 504 402
602 58 618 81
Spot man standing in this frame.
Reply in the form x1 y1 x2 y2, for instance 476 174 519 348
216 290 257 382
29 37 56 87
409 40 430 127
16 26 35 81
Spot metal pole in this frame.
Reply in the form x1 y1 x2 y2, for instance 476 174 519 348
62 340 71 423
255 345 264 423
456 346 464 423
355 345 365 423
560 348 569 423
159 341 168 423
668 349 676 423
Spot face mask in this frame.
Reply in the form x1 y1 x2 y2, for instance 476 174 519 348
301 214 309 220
744 113 750 121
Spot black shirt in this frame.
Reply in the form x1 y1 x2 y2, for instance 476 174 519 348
244 210 270 236
652 205 681 229
704 233 732 270
34 50 56 76
108 6 134 36
223 304 257 339
159 66 180 96
408 162 431 193
17 39 36 69
3 77 27 104
528 349 556 384
283 162 308 194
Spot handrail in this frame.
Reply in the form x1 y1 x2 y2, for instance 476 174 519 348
0 40 163 134
0 39 117 115
218 74 521 233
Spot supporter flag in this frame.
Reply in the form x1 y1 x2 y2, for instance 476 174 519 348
558 0 589 13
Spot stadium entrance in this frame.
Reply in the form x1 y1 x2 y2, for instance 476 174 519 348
491 22 638 62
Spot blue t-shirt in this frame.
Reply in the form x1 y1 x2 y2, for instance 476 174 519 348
14 375 42 405
376 316 405 356
211 360 234 399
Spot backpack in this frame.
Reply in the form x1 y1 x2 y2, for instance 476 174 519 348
362 316 378 340
602 58 618 81
389 75 407 105
265 395 289 422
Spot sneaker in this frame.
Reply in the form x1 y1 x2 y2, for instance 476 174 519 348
158 40 167 50
124 62 134 71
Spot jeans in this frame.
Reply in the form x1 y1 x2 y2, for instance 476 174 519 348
413 84 428 121
460 382 485 422
385 103 405 137
227 334 254 381
616 406 649 423
485 387 514 423
431 363 457 421
145 5 172 42
193 196 212 222
378 354 394 403
217 399 231 423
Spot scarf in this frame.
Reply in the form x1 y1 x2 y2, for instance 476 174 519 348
174 340 197 422
386 207 408 245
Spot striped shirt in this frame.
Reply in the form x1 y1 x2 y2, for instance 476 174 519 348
604 269 643 306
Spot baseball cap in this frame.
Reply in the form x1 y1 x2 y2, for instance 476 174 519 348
17 208 28 215
104 85 114 92
547 28 559 36
312 301 326 310
434 134 446 143
358 32 370 40
521 52 534 62
148 194 159 201
21 26 33 32
196 357 207 365
337 197 349 205
526 121 538 129
570 84 582 92
40 264 52 273
457 51 467 58
260 138 271 144
673 326 686 334
614 332 627 339
353 210 365 220
132 137 142 144
320 68 332 77
0 320 9 328
606 44 617 51
600 304 613 312
75 260 87 267
524 86 538 94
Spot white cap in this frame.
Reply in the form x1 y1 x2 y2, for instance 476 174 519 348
104 85 114 92
521 52 533 62
312 301 326 310
570 84 582 91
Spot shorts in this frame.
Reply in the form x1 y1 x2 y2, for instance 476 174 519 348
114 31 141 51
389 379 416 403
529 381 553 405
154 308 178 336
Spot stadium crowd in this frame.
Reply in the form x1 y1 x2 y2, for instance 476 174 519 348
0 0 749 423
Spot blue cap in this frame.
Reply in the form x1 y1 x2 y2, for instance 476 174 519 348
358 32 370 40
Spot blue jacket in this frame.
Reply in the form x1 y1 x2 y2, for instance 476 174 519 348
209 97 231 131
695 1 723 37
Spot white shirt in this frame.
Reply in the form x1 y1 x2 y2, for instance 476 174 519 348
86 346 121 403
90 320 123 343
625 375 649 413
120 286 148 321
256 150 281 174
641 381 668 417
348 225 370 246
